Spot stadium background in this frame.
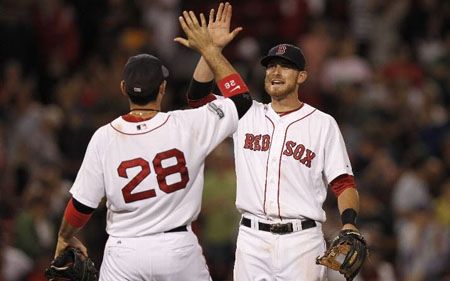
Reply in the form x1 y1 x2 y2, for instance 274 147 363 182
0 0 449 280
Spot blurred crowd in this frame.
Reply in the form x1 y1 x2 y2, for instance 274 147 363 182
0 0 449 280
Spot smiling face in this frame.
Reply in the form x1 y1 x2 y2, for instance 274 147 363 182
264 58 307 100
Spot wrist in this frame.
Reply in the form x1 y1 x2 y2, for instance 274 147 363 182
340 208 358 227
200 45 221 57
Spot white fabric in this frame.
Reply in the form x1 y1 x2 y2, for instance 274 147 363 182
234 223 327 281
99 228 211 281
233 101 353 223
70 98 238 238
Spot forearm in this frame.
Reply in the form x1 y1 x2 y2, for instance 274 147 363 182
193 56 214 82
337 187 360 214
200 47 236 82
187 57 215 103
58 218 81 241
337 188 360 230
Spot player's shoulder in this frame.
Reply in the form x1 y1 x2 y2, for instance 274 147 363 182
303 103 336 122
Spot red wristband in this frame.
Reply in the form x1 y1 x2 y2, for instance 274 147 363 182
217 74 249 98
64 198 93 228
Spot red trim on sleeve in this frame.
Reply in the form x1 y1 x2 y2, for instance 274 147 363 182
330 174 356 197
217 74 249 98
64 198 93 228
187 93 217 108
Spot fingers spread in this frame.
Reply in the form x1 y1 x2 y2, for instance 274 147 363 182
230 27 243 39
216 2 224 22
208 9 214 26
182 11 194 28
188 11 199 27
178 16 190 35
200 13 207 28
223 2 231 23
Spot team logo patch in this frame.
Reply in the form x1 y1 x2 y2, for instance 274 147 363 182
276 44 287 55
208 102 224 119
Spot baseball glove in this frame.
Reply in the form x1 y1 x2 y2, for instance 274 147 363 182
316 229 368 281
45 247 99 281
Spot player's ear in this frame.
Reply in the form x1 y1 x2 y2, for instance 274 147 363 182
159 80 167 96
120 80 127 97
297 71 307 84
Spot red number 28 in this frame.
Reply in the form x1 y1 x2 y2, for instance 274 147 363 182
117 149 189 203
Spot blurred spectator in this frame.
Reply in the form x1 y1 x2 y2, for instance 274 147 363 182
0 203 33 281
358 226 397 281
13 193 55 260
396 205 449 280
201 141 240 281
276 0 310 42
141 0 182 61
320 36 373 91
435 180 450 228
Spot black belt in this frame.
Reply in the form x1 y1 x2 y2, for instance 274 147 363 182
241 217 316 234
164 225 187 233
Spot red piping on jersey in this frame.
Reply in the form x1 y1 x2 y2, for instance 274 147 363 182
122 114 154 122
263 116 275 216
276 103 304 117
276 109 317 220
110 116 170 136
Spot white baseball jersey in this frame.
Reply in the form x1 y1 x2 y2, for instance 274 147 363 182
70 98 238 237
233 101 353 223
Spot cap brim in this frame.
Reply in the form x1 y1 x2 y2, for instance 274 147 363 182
162 65 169 78
260 55 299 69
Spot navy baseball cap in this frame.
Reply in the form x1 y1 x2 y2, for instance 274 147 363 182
123 54 169 98
260 44 306 70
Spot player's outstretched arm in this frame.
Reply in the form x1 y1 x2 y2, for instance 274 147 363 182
186 2 242 107
175 10 250 118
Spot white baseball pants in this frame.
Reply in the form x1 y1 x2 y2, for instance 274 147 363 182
99 228 211 281
234 219 327 281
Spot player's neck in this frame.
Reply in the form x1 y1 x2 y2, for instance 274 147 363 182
270 96 303 113
129 104 160 118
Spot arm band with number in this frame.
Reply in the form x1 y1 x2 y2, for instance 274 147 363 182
217 73 249 98
341 208 358 226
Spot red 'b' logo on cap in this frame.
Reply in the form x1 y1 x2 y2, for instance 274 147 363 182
276 45 287 55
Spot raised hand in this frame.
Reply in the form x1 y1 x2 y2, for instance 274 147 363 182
208 2 242 49
175 11 216 54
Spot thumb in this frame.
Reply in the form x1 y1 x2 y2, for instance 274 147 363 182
174 37 190 48
230 27 243 39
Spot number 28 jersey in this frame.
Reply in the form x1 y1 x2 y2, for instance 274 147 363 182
70 99 238 237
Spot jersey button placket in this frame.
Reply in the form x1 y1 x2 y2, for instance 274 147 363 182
265 121 284 218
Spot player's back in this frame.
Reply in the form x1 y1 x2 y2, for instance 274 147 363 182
70 98 239 237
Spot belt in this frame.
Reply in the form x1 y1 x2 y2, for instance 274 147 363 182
241 217 316 234
164 225 187 233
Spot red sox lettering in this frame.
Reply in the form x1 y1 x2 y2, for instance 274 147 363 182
243 134 316 168
243 133 270 151
282 140 316 168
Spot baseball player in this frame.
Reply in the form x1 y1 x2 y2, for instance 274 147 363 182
187 3 361 280
51 10 252 280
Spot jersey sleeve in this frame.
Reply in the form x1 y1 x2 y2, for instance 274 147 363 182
322 116 353 184
69 129 106 208
176 98 239 155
